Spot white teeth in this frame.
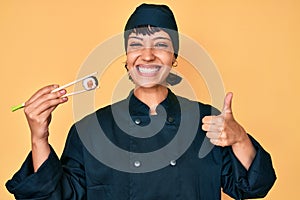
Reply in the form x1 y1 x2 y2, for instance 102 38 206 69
138 66 159 73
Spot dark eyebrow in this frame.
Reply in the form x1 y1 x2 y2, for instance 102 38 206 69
153 36 171 41
128 36 143 41
128 36 171 41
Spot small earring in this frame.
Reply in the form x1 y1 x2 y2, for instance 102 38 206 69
124 62 134 82
124 61 128 71
172 60 178 67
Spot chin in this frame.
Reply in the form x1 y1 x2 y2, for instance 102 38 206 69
135 80 167 89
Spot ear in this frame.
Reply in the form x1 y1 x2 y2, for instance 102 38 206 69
172 55 176 62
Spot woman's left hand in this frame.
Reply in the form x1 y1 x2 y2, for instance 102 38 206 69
202 92 248 147
202 92 256 169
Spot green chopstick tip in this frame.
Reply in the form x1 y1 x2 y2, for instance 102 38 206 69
11 104 25 112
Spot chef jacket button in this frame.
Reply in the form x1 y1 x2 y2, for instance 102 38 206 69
134 161 141 167
167 116 174 123
170 160 176 166
134 118 141 125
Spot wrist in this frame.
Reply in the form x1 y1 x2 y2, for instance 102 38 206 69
231 132 256 170
31 130 49 144
31 138 49 146
232 133 251 150
232 126 248 146
31 137 50 172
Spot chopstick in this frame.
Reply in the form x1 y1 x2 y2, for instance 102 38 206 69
51 72 97 93
11 72 98 112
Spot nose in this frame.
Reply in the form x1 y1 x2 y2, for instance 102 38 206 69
141 47 155 61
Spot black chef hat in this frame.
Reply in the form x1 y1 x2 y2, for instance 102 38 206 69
124 3 179 57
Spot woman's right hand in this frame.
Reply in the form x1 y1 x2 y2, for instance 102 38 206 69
24 84 68 171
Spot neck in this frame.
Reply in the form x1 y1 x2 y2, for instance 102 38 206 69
133 85 168 115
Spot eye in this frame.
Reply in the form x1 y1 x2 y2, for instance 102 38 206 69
129 42 143 48
154 42 168 48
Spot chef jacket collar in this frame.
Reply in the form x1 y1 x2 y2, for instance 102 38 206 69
128 88 180 119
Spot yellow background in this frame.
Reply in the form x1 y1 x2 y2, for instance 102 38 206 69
1 0 299 199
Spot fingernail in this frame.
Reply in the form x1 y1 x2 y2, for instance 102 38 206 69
62 97 68 101
60 89 66 94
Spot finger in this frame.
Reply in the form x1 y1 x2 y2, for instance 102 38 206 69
202 116 213 124
25 95 68 117
25 85 59 106
28 104 57 125
202 115 224 125
210 138 222 146
36 96 68 115
202 124 223 132
25 98 68 137
26 89 67 112
222 92 233 114
210 137 229 147
206 131 221 139
38 103 60 120
24 97 67 125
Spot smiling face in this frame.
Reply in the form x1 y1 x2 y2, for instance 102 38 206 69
126 28 175 88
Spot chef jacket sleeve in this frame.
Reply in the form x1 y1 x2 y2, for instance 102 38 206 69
6 125 87 200
221 134 277 199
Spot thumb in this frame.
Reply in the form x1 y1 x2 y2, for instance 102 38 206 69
222 92 233 114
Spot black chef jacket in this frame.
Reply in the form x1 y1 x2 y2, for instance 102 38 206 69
6 89 276 199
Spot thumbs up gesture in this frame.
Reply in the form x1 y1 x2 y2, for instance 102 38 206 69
202 92 248 147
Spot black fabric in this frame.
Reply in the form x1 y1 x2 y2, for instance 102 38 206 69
124 3 179 57
125 4 178 32
6 90 276 199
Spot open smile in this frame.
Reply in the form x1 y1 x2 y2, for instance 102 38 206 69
136 65 161 76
